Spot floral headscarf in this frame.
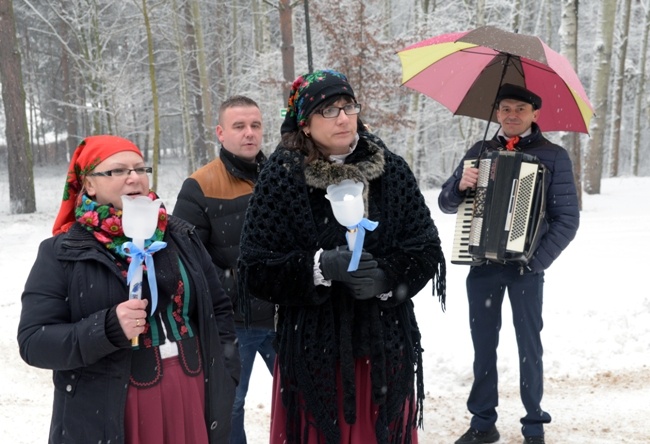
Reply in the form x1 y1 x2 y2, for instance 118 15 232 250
280 69 356 135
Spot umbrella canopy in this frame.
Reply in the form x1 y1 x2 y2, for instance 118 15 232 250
397 26 593 133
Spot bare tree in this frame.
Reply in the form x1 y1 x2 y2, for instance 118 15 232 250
278 0 296 100
171 0 196 174
139 0 162 190
584 0 616 195
190 0 215 160
58 0 80 160
0 0 36 214
4 0 650 204
183 0 210 167
608 0 632 177
560 0 582 209
632 2 650 176
475 0 485 27
511 0 522 32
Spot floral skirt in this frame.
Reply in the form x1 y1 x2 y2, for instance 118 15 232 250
269 357 418 444
124 356 207 444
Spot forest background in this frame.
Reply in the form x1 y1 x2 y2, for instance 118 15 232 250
1 0 649 215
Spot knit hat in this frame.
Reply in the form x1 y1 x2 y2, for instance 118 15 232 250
496 83 542 110
280 69 357 135
52 135 143 235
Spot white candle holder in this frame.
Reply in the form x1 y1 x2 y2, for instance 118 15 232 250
325 180 378 271
121 195 164 346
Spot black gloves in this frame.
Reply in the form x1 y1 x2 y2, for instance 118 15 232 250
319 247 377 282
319 247 391 300
343 267 391 300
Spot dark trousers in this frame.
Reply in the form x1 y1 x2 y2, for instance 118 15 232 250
230 326 276 444
466 263 551 437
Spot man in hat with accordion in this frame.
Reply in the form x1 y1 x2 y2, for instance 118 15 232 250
438 83 580 444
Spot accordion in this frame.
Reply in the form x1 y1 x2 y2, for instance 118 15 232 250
451 150 546 266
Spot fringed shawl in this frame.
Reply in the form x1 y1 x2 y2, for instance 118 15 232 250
239 131 446 444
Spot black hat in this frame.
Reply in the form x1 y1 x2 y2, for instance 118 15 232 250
496 83 542 110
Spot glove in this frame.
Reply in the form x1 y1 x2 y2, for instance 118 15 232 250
345 267 391 300
319 247 377 282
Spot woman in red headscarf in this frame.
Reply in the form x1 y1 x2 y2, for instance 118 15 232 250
17 135 240 444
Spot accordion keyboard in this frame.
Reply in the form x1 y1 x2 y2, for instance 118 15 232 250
451 159 483 265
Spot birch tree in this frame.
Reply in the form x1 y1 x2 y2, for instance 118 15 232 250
560 0 582 209
584 0 616 195
608 0 632 177
632 2 650 176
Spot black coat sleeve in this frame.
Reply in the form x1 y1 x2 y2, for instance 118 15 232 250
188 229 241 383
17 238 120 370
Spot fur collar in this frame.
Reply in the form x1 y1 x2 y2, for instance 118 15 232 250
303 135 385 192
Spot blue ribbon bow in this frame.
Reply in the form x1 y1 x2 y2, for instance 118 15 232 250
122 241 167 313
346 218 379 272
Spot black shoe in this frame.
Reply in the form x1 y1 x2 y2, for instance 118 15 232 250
454 425 500 444
523 436 545 444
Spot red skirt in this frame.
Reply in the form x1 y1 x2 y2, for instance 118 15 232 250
270 358 418 444
124 356 208 444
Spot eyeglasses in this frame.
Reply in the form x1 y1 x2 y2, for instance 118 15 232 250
317 103 362 119
89 167 153 177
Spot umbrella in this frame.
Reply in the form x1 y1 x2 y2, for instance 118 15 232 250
397 26 593 134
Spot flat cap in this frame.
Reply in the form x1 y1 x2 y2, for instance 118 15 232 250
496 83 542 110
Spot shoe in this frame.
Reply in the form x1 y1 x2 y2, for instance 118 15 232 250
523 437 545 444
454 425 500 444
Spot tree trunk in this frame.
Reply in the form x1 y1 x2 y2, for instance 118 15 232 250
279 0 295 101
183 0 209 167
584 0 616 195
58 0 79 161
141 0 161 190
632 3 650 176
560 0 582 209
476 0 485 27
190 0 215 160
171 0 195 175
0 0 36 214
512 0 522 32
609 0 632 177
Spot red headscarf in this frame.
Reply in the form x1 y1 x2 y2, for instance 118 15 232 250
52 135 143 235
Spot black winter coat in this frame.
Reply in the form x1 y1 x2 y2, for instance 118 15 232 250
438 123 579 272
173 148 275 328
17 216 239 444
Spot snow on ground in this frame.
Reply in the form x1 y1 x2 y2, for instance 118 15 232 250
1 160 648 443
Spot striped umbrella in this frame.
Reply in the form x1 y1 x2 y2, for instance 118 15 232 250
397 26 593 133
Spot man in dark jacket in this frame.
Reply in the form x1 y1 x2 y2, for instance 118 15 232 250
173 95 275 444
439 84 579 444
